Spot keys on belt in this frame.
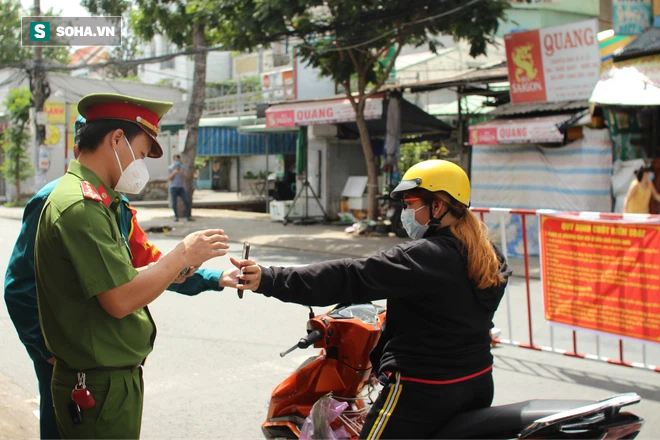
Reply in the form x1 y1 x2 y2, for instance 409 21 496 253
69 372 96 424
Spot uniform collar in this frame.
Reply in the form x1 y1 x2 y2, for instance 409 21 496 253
67 160 121 208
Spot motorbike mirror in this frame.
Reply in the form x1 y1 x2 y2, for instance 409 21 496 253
308 306 315 319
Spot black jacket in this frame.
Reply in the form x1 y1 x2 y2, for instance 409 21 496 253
255 227 511 380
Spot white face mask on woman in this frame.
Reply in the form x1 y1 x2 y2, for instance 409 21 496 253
113 136 150 194
400 205 429 239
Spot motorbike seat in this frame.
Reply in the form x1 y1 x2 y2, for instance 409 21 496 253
433 399 595 439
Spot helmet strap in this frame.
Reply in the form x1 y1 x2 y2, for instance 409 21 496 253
428 200 450 227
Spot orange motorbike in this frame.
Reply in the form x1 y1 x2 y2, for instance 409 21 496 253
261 303 644 439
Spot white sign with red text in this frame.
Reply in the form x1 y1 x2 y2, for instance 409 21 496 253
469 114 570 145
505 19 601 104
266 97 384 128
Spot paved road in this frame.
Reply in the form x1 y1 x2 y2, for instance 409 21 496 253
1 217 658 438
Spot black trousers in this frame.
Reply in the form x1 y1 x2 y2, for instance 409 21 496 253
359 370 494 440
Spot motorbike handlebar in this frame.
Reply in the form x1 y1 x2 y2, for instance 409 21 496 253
279 329 324 358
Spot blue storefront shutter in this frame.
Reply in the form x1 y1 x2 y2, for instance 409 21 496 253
197 127 297 156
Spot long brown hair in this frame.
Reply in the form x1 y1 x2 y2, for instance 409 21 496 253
450 207 506 289
418 190 506 289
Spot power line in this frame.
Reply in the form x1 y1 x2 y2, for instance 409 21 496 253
2 1 489 74
0 44 229 72
298 0 485 52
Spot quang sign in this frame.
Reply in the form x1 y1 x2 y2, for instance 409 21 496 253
468 114 571 145
265 96 383 128
505 19 601 104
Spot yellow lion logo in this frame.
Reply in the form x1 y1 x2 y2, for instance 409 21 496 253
512 44 538 82
470 130 479 145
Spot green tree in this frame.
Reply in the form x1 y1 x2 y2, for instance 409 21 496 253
1 88 33 201
80 2 139 78
83 0 224 201
217 0 508 220
106 31 140 79
398 140 453 175
0 0 70 65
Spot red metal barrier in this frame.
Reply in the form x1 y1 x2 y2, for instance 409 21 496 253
471 207 659 373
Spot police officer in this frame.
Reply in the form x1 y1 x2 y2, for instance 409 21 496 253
34 93 231 439
5 115 233 439
235 160 511 439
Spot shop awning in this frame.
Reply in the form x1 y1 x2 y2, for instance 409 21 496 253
237 124 299 134
265 95 384 127
200 115 258 127
468 114 576 145
590 64 660 106
197 126 297 156
338 98 451 138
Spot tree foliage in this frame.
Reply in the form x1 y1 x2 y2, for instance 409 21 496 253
1 88 33 201
82 0 227 202
0 0 70 66
399 140 453 175
216 0 508 219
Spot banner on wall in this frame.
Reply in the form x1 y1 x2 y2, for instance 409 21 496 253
266 96 384 128
44 101 65 124
67 103 79 131
505 19 601 104
613 0 652 35
468 114 570 145
540 212 660 344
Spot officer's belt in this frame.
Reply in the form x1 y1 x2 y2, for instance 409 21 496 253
54 356 143 373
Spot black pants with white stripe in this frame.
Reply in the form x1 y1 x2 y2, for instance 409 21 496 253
359 370 494 440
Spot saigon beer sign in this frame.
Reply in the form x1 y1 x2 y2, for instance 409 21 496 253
505 19 601 104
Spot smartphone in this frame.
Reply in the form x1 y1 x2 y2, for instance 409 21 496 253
237 241 250 299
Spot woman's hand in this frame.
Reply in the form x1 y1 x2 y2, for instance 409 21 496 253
229 256 262 291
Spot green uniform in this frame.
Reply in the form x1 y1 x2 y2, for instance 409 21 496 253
35 160 156 439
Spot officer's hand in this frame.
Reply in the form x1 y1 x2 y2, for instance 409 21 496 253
229 256 261 291
178 229 229 267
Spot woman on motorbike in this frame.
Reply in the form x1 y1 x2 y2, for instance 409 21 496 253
233 159 511 439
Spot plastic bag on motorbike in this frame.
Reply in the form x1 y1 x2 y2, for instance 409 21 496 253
300 395 349 440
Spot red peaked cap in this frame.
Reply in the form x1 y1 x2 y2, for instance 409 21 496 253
77 93 174 158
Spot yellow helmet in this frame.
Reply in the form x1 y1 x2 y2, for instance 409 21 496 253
391 159 470 206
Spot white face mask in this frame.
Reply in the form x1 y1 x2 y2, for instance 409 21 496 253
400 205 429 239
113 136 149 194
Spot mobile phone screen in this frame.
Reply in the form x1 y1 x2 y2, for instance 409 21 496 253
242 242 251 261
238 242 250 298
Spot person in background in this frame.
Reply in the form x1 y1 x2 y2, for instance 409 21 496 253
624 165 660 214
4 115 231 439
168 154 193 221
233 160 511 439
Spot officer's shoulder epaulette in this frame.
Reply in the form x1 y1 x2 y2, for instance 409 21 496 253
80 180 102 202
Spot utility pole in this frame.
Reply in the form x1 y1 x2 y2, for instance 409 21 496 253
31 0 49 189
